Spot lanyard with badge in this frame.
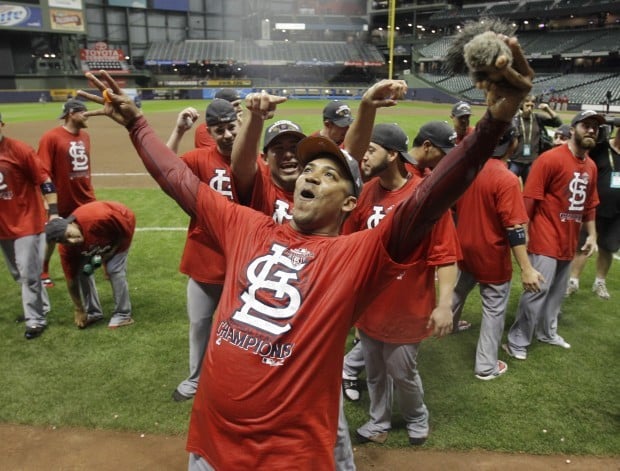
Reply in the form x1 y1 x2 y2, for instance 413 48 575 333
520 114 534 157
610 146 620 188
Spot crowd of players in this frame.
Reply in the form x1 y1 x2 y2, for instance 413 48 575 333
1 32 618 470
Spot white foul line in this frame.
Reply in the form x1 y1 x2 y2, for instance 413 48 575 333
135 227 187 232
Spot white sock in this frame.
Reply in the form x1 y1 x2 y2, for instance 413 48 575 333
594 277 606 285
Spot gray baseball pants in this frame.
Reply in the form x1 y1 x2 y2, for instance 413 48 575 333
105 250 132 324
1 234 50 328
452 269 511 376
176 278 223 397
342 339 365 378
507 254 570 356
356 331 429 441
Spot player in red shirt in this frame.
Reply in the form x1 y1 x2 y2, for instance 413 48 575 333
81 41 533 468
44 201 136 329
504 111 602 361
450 101 475 144
0 113 58 339
38 99 97 288
452 126 543 380
193 89 243 149
169 99 242 402
346 123 460 445
309 100 354 146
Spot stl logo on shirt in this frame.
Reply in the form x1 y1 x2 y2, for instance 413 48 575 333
273 199 293 224
0 171 7 191
68 141 89 172
209 168 233 199
232 243 307 335
366 206 386 229
567 171 590 212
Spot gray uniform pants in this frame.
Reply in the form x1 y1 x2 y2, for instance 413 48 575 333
176 278 223 397
342 339 365 378
452 270 511 376
1 234 50 328
507 254 570 355
105 250 132 323
356 331 429 441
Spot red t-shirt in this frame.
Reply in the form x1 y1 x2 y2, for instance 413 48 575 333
178 147 237 283
524 143 599 260
455 158 528 283
58 201 135 280
193 123 215 149
250 164 295 224
37 126 96 217
344 176 461 343
0 137 49 238
186 184 410 470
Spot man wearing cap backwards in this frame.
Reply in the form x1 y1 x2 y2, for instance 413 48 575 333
503 110 601 361
80 33 533 468
193 89 243 149
232 80 407 470
38 98 96 290
553 124 571 147
566 117 620 299
45 201 136 329
310 100 355 146
0 112 58 340
450 101 475 144
165 98 243 403
451 126 544 380
345 122 460 445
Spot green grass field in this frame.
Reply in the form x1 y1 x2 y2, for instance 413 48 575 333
0 99 618 458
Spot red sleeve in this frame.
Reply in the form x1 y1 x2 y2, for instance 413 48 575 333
385 111 508 262
128 117 200 216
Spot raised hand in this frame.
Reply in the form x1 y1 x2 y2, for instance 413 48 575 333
77 70 142 127
244 91 288 121
360 79 407 109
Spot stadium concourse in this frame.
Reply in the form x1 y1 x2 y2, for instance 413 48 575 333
2 423 619 470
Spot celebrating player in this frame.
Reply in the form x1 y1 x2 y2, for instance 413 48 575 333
78 32 533 469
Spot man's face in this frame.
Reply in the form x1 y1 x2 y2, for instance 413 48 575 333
231 99 243 124
361 142 390 179
451 114 470 135
572 119 599 151
209 120 238 156
64 223 84 245
553 132 569 147
324 122 349 145
418 141 447 169
68 110 88 129
521 100 535 118
292 157 355 233
265 134 302 192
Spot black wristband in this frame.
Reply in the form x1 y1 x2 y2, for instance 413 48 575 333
48 203 58 216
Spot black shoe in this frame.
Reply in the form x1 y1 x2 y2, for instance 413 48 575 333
172 389 193 402
356 431 388 444
409 436 427 446
15 315 26 323
24 325 46 340
342 378 361 402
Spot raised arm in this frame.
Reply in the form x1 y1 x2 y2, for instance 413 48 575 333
78 71 201 217
387 35 534 262
166 107 199 153
231 91 287 202
343 79 408 162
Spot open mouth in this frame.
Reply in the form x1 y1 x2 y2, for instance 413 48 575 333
300 189 315 199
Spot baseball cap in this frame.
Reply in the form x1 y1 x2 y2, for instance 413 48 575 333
371 123 411 163
59 99 87 119
492 125 518 157
571 110 605 127
214 88 241 102
451 101 472 118
206 98 238 126
415 121 457 154
45 216 75 243
554 124 571 138
323 101 354 128
263 120 306 152
296 136 363 197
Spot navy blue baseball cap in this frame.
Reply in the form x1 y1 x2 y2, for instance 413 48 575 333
206 98 238 126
